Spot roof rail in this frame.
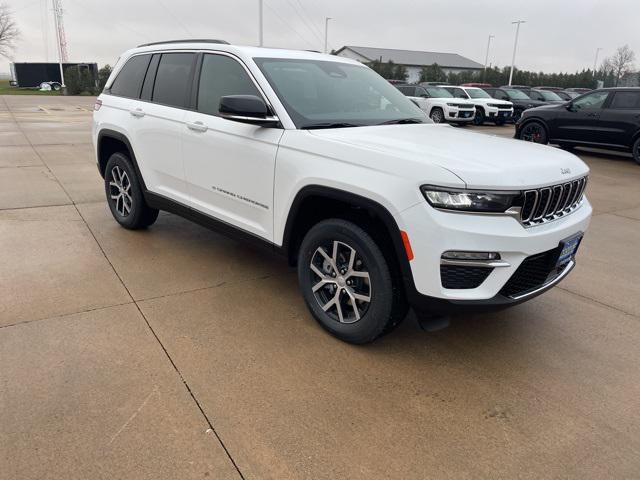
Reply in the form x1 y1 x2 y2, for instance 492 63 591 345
137 39 230 47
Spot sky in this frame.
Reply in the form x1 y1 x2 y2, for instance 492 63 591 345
2 0 639 75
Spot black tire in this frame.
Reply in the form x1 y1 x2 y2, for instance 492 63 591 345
512 109 523 123
518 120 548 144
430 107 445 124
473 107 485 126
297 219 408 344
104 152 159 230
633 137 640 166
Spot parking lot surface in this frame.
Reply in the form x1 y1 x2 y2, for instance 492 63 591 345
1 95 639 479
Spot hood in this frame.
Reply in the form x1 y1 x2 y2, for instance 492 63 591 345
308 124 588 190
473 98 512 107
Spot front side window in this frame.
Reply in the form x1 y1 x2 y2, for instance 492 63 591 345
254 58 425 128
609 91 640 109
449 88 469 99
197 54 262 116
539 90 563 101
152 53 195 108
466 88 491 99
573 91 609 110
504 89 530 100
110 54 151 98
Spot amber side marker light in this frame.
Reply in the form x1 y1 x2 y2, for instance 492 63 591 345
400 230 414 261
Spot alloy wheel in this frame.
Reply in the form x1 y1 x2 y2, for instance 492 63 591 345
520 123 545 143
309 240 372 324
431 110 444 123
109 166 133 217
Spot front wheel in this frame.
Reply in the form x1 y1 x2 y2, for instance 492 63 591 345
430 108 445 124
297 219 407 344
633 137 640 165
473 108 485 126
518 121 548 144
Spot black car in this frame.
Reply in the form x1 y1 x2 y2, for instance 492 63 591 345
515 88 640 164
501 86 565 104
483 87 546 122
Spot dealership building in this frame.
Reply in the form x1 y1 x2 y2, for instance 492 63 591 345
335 45 483 83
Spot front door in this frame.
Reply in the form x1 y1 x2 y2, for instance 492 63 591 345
551 90 610 145
182 53 283 241
597 90 640 148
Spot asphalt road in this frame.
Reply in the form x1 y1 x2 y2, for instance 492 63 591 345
1 95 639 479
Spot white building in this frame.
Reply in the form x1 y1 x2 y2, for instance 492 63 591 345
335 46 483 83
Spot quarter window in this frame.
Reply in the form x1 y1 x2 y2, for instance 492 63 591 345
572 91 609 110
152 53 196 108
197 54 261 115
609 91 640 109
109 54 151 99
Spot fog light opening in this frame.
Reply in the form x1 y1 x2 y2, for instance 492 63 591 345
441 251 501 261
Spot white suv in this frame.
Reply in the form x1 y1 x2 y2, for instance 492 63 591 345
444 86 514 125
396 84 475 124
93 40 592 344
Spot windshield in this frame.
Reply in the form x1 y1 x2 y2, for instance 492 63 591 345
539 90 563 101
504 89 530 100
466 88 492 99
253 58 427 128
425 87 453 98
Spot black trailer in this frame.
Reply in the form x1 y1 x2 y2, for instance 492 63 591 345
10 62 98 88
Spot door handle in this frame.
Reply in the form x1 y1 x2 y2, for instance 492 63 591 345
129 108 145 118
186 121 208 132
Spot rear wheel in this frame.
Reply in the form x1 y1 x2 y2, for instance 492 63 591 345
297 219 407 344
430 108 445 124
633 137 640 165
473 107 485 126
519 121 548 144
104 152 159 229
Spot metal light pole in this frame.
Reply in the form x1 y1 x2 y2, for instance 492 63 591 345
52 0 68 87
593 47 602 73
324 17 332 54
483 34 494 81
258 0 263 46
508 20 526 86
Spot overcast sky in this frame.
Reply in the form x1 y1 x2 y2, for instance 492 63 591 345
3 0 638 74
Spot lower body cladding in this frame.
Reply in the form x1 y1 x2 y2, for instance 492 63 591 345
397 197 592 315
447 108 475 123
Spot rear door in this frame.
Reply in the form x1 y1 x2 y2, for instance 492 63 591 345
551 90 611 145
132 52 196 204
181 52 283 240
597 90 640 148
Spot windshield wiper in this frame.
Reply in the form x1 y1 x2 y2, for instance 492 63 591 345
301 122 361 130
377 118 425 125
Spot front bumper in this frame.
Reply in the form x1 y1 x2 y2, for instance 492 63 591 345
447 108 475 122
395 197 592 314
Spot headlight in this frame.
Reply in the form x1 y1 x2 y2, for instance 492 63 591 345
421 185 521 213
446 103 459 107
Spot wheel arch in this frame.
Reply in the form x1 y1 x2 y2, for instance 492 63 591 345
281 185 413 290
97 129 148 191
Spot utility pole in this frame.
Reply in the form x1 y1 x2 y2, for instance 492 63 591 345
593 47 602 73
324 17 332 54
508 20 525 86
52 0 69 87
258 0 263 46
483 34 494 81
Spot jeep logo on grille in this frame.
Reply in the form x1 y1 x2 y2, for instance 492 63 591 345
561 168 571 175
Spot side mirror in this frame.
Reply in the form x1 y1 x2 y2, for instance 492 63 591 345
219 95 279 126
565 102 575 112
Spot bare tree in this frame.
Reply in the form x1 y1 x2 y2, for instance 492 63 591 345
0 3 19 59
602 45 636 86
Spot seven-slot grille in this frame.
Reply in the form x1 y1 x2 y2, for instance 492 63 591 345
520 177 587 227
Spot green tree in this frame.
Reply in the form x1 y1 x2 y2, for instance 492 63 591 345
97 64 112 92
419 63 447 83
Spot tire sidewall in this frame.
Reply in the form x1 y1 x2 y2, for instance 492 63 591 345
633 137 640 165
430 108 444 123
104 153 147 229
473 108 485 125
520 120 548 144
297 220 394 344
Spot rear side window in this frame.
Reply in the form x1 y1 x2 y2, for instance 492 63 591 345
152 53 196 108
610 91 640 109
197 54 261 115
110 54 151 99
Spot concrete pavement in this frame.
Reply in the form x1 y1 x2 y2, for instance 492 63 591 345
1 96 639 479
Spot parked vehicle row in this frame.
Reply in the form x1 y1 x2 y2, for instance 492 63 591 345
396 84 476 124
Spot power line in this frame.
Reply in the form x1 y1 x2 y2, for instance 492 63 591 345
156 0 193 36
285 0 324 44
263 0 316 48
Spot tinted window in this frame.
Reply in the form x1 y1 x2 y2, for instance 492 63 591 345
425 86 453 98
140 54 160 101
573 91 609 110
197 54 261 115
610 91 640 109
152 53 195 108
452 88 468 99
110 54 151 98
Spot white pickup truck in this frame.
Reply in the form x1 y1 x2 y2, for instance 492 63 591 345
396 84 476 124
